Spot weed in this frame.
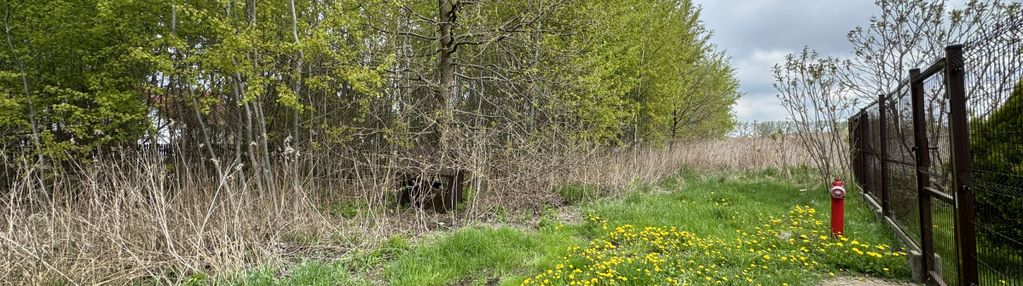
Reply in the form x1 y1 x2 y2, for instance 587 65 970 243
328 201 369 219
347 235 411 272
556 184 601 205
229 260 364 286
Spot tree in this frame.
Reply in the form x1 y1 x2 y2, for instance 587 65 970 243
778 0 1021 184
774 48 856 182
0 0 161 159
844 0 1020 102
0 0 740 197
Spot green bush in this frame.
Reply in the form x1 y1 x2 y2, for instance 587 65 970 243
971 79 1023 244
328 200 368 219
555 183 601 205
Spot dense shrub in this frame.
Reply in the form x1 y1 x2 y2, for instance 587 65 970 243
971 80 1023 244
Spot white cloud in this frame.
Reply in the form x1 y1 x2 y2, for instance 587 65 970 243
734 93 789 122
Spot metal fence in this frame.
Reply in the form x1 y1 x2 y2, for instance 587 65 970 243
849 21 1023 286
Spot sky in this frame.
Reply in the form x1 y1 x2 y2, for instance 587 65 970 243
695 0 880 123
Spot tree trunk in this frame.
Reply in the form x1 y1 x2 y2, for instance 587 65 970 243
3 12 44 167
289 0 304 182
435 0 456 152
247 0 275 194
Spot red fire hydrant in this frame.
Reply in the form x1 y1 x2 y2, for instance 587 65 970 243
830 178 846 235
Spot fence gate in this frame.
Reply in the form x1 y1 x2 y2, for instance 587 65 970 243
850 37 1022 286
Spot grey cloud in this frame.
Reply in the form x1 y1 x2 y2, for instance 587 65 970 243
695 0 878 122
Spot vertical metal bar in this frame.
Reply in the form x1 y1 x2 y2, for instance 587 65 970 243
849 115 857 182
945 44 979 286
856 113 865 186
862 111 872 197
859 111 869 195
910 68 937 283
879 93 891 216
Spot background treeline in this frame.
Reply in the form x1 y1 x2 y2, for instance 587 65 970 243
0 2 739 283
0 0 738 179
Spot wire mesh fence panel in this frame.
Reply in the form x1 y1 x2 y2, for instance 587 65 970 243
919 67 960 285
848 13 1022 286
850 112 873 198
866 106 884 203
963 15 1023 286
931 200 960 286
885 88 922 245
922 73 954 193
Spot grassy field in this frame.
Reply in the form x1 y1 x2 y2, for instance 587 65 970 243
214 168 912 285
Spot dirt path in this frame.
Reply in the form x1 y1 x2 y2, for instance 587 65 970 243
821 276 917 286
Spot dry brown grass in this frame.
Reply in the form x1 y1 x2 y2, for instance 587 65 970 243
1 153 390 285
0 136 813 285
568 136 813 192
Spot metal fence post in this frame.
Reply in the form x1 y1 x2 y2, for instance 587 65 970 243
878 93 891 217
945 44 978 286
909 68 938 284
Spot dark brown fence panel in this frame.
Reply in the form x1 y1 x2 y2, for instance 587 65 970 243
962 18 1023 286
849 16 1021 286
885 86 923 245
910 67 938 283
946 44 980 286
866 104 883 203
920 62 961 286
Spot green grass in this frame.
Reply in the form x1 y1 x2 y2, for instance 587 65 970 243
184 260 367 286
556 183 602 205
384 226 582 286
590 170 896 247
531 170 910 285
221 168 913 285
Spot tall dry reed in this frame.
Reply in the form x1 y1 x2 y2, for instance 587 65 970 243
0 136 813 285
568 136 813 192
